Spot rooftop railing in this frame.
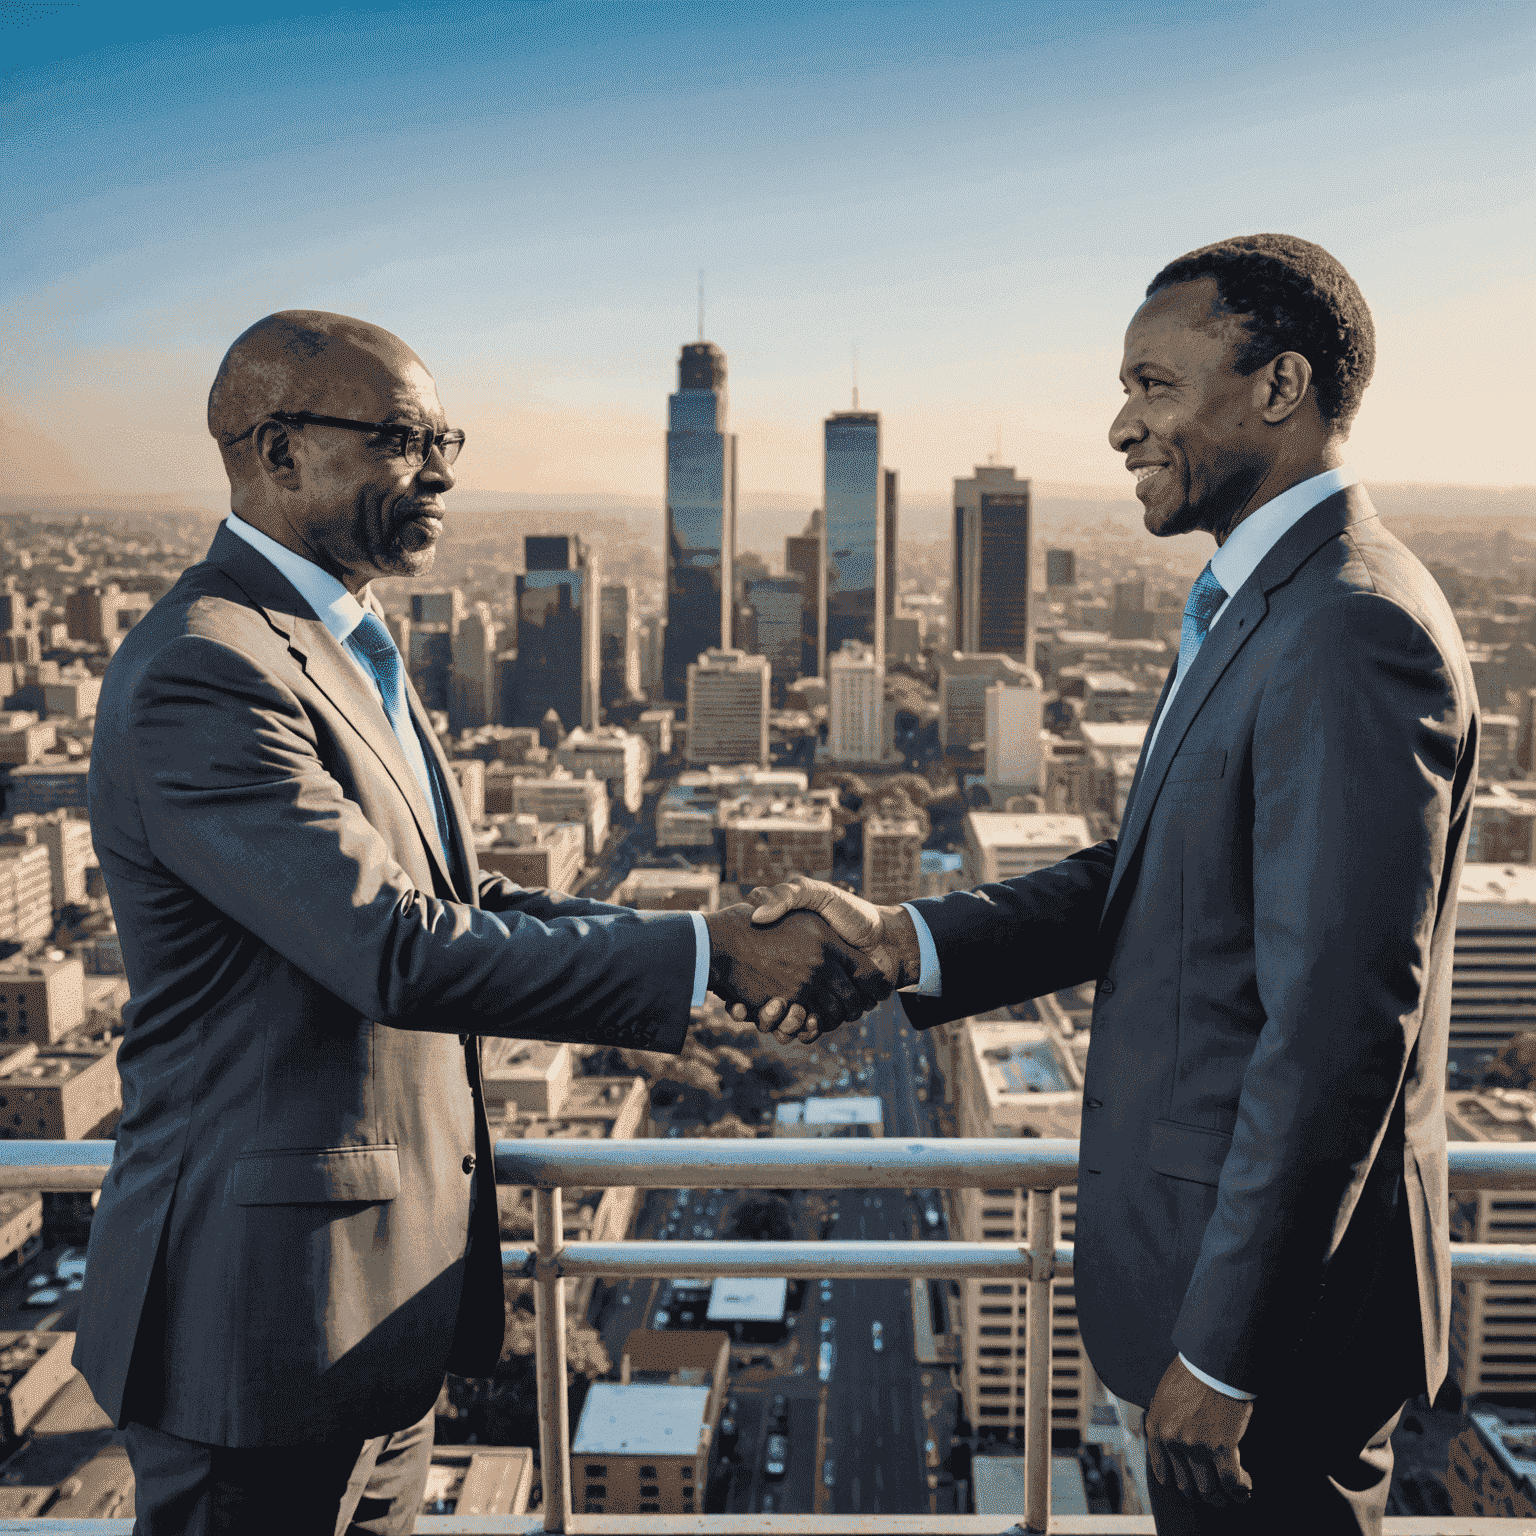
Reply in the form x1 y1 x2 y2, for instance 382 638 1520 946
0 1137 1533 1535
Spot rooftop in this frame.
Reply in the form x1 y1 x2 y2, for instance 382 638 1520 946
1458 862 1536 911
1077 720 1149 750
570 1382 711 1457
967 812 1094 850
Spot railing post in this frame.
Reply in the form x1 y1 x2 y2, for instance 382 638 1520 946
534 1186 571 1533
1024 1185 1056 1535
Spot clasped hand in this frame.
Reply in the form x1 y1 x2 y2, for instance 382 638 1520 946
702 877 922 1044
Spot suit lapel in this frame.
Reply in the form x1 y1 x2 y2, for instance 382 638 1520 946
1100 583 1268 922
203 527 459 896
1098 486 1373 927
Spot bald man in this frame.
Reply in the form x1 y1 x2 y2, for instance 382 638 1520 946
76 311 883 1536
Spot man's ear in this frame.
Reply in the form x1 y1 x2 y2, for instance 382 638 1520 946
253 419 301 489
1253 351 1313 424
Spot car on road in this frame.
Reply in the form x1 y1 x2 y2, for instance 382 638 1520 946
767 1393 788 1431
23 1286 60 1308
818 1316 835 1336
818 1281 832 1304
764 1433 789 1480
871 1321 883 1352
817 1341 835 1381
718 1397 738 1452
822 1457 836 1488
923 1202 941 1229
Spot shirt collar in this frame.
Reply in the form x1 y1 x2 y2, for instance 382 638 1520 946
1208 465 1359 600
223 512 370 646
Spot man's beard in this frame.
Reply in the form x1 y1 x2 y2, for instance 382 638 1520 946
368 497 439 576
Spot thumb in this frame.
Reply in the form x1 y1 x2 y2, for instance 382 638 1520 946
748 876 817 925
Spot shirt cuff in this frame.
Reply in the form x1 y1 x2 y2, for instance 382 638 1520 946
899 903 943 996
689 910 710 1009
1179 1353 1255 1400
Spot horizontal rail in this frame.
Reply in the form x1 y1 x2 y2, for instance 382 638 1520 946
5 1139 1536 1192
504 1239 1074 1280
496 1138 1083 1189
0 1514 1523 1533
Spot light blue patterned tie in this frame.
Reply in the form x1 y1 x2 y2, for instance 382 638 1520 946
1179 562 1229 677
349 613 453 856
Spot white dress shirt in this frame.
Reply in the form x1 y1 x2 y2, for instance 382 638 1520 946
222 514 710 1007
898 465 1359 1399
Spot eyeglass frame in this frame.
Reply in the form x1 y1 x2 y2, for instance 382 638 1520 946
227 410 465 468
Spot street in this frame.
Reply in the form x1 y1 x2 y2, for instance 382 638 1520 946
595 990 960 1515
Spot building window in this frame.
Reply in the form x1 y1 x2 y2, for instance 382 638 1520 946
640 1485 658 1497
640 1504 660 1514
639 1466 655 1478
584 1466 606 1479
583 1485 605 1501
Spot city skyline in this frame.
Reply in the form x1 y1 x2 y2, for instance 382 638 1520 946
3 0 1531 506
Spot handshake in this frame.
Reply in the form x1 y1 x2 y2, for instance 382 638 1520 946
700 877 925 1044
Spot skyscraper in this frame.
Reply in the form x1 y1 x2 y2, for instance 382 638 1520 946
743 574 804 707
599 583 639 714
449 601 497 731
827 641 884 763
952 463 1032 665
512 535 600 734
785 518 821 682
663 342 737 703
884 467 899 624
821 412 883 673
685 649 770 767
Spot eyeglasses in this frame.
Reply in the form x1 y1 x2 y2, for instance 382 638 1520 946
230 411 465 467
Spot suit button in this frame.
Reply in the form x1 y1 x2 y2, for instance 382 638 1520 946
462 1155 476 1174
1087 1098 1103 1109
1098 979 1115 996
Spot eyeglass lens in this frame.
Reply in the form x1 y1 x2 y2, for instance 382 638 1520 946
404 427 463 467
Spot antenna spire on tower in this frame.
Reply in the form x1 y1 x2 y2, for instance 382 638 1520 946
851 343 859 411
697 271 705 342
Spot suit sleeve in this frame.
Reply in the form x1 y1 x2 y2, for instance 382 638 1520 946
897 840 1117 1028
1171 591 1468 1391
128 634 696 1052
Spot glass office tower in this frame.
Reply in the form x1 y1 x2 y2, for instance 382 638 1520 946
512 535 600 732
663 342 737 703
952 464 1032 665
821 411 883 673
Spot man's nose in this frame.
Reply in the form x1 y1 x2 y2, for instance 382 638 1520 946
1109 396 1144 454
420 445 455 491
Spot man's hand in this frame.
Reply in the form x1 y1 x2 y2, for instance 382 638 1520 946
1145 1355 1254 1507
703 903 891 1044
738 877 923 1039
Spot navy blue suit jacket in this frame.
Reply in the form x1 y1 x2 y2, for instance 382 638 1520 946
905 487 1476 1407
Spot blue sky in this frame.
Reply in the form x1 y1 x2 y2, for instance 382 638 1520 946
4 0 1532 502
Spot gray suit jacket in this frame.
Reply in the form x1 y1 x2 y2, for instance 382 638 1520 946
75 525 696 1445
905 487 1476 1407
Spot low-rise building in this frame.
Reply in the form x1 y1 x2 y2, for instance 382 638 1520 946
0 1036 121 1139
557 727 648 815
863 815 924 906
612 867 720 912
0 720 55 768
0 1192 42 1269
722 802 835 886
42 676 101 720
573 1330 730 1517
1449 864 1536 1086
0 845 53 944
1471 789 1536 863
5 761 90 817
963 812 1093 884
34 814 94 908
0 1330 78 1447
445 759 485 827
476 816 584 895
1482 713 1522 783
635 708 674 758
421 1446 534 1519
0 956 85 1045
508 770 609 857
773 1096 884 1137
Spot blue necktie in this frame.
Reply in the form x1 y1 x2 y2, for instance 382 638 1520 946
1179 562 1229 677
349 613 454 857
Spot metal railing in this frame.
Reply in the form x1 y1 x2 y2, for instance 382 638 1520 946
1 1138 1535 1535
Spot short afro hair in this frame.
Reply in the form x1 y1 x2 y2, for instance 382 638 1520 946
1146 234 1375 434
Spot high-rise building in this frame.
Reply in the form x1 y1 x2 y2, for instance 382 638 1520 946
822 412 883 672
663 342 737 702
953 464 1032 665
743 575 803 706
600 584 640 714
407 625 453 712
785 522 821 681
863 815 923 906
884 468 899 623
636 616 666 700
684 649 769 766
411 589 465 631
449 602 497 731
827 641 884 763
1045 548 1077 588
512 536 600 733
